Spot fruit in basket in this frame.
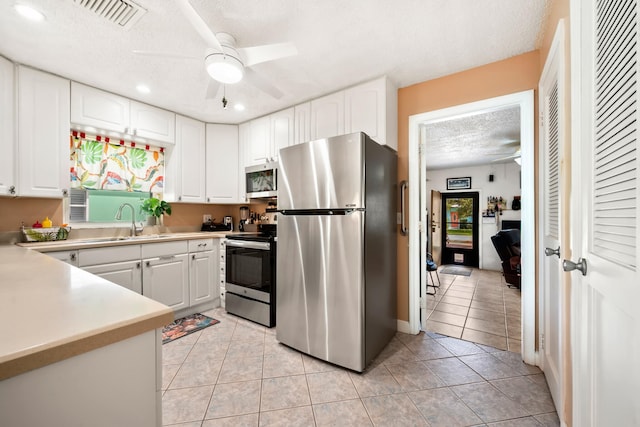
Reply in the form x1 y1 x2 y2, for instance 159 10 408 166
32 221 42 228
56 227 69 240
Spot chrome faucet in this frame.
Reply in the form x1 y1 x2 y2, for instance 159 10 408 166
115 203 143 237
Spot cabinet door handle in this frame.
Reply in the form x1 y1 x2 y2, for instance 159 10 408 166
9 185 15 195
146 261 151 267
136 262 141 269
192 254 196 260
70 253 76 261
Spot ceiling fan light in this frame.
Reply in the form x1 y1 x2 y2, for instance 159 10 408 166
205 54 243 84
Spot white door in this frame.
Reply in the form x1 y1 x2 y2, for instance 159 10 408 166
571 0 640 424
270 107 294 161
538 20 566 420
129 101 175 145
310 91 345 140
205 124 239 203
0 56 15 196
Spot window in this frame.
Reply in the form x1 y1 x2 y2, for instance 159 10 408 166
68 133 164 224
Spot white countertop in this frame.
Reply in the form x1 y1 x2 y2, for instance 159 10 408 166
0 245 173 380
17 231 238 252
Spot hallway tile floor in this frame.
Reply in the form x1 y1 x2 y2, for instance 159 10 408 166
424 267 521 352
162 307 558 426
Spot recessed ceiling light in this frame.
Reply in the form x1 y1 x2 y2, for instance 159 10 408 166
14 4 45 21
136 84 150 94
234 104 245 111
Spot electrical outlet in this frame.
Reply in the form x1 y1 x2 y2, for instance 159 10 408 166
203 214 212 223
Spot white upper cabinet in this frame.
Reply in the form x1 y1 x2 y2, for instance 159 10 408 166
294 102 311 145
206 124 240 204
71 82 175 146
0 57 15 196
130 101 176 144
311 91 345 140
246 115 271 166
344 76 397 149
175 115 206 203
17 66 70 198
271 107 294 161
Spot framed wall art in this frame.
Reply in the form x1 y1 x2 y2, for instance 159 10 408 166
446 176 472 190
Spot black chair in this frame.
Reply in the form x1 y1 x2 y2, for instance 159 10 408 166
426 252 441 295
490 229 521 288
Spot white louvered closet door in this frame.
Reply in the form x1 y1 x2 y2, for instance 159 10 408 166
572 0 639 424
539 19 565 421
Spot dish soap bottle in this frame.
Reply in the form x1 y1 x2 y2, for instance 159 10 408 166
42 217 52 228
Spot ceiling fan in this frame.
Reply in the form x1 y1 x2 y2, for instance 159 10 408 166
490 141 521 164
134 0 298 100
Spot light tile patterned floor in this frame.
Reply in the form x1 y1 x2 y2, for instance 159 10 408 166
162 307 558 426
424 267 522 352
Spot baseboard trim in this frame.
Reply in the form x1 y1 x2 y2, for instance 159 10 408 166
396 319 413 334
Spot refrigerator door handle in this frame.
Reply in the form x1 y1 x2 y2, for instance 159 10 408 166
400 180 408 235
279 209 359 216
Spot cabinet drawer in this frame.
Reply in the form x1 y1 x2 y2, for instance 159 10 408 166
79 245 141 266
142 241 188 258
188 238 214 252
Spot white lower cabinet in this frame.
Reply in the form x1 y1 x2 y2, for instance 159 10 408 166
44 238 222 314
188 239 218 307
78 245 143 294
46 250 79 267
84 260 143 294
142 241 189 311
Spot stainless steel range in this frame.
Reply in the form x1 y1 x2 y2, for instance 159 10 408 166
224 224 276 327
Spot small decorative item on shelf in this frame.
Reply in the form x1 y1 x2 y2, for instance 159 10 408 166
512 196 521 210
140 197 172 225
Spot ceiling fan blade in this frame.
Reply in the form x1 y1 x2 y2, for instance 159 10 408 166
205 79 221 100
239 42 298 66
176 0 223 52
132 50 199 60
243 68 284 99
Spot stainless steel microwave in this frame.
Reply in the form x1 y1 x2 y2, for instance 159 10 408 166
245 161 278 199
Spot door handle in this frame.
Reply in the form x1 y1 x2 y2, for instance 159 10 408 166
544 246 560 258
563 257 588 276
400 180 408 236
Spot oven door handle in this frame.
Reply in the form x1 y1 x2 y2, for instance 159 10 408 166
225 240 271 250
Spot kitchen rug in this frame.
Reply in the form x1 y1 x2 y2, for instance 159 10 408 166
440 266 473 276
162 313 219 344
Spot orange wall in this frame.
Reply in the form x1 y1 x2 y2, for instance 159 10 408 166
396 51 541 321
0 197 266 233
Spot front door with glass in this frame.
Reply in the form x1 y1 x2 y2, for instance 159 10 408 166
441 192 479 267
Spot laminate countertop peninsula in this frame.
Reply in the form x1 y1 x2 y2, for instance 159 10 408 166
0 244 173 381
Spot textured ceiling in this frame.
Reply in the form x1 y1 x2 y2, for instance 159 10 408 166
423 107 521 170
0 0 548 125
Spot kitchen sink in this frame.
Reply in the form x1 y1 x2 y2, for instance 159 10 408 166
77 235 172 243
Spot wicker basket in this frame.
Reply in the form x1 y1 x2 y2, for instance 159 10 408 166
22 226 71 242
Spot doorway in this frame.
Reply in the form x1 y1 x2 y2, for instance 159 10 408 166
441 192 479 267
408 90 536 364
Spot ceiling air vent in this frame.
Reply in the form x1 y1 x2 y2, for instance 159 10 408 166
72 0 147 30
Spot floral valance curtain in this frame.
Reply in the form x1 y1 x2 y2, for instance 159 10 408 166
70 134 164 193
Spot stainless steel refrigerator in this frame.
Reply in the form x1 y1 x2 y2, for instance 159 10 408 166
276 132 397 372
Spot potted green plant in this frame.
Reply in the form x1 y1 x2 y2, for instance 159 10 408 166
140 197 172 225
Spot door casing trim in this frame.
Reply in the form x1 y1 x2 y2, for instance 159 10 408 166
408 90 536 365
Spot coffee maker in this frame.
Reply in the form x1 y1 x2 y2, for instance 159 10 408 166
223 215 233 231
238 206 249 231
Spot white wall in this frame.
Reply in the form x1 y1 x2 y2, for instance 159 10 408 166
426 162 522 271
